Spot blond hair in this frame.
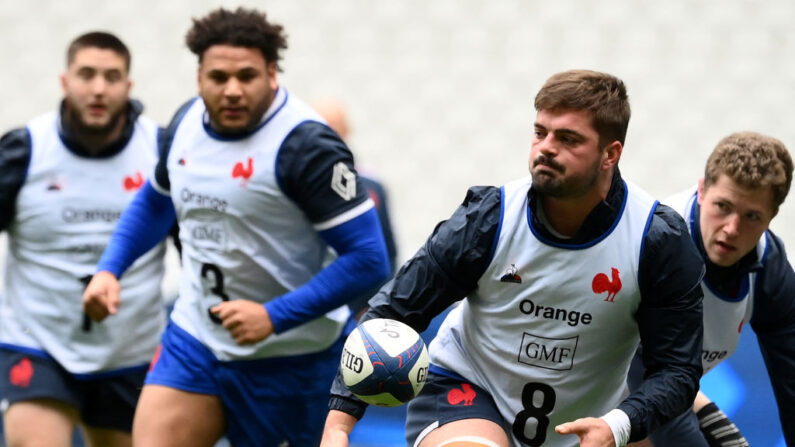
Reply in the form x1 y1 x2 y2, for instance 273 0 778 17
705 131 793 210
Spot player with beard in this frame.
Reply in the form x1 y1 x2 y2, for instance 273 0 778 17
0 32 166 447
322 70 705 447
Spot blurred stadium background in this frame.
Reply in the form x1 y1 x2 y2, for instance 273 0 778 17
0 0 792 445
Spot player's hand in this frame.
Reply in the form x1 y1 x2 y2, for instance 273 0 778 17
320 410 357 447
210 300 274 345
555 417 616 447
82 270 121 322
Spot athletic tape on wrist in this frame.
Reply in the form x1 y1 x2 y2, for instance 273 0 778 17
600 409 631 446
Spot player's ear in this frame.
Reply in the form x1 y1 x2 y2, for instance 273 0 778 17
60 73 68 95
697 178 706 205
601 141 622 170
266 61 278 91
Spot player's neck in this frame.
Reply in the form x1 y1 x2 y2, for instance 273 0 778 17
64 113 127 155
539 173 612 237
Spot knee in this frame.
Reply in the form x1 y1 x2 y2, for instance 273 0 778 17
436 436 504 447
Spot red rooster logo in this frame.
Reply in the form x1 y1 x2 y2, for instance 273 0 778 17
447 383 476 406
10 358 34 387
232 157 254 186
123 171 144 191
592 267 622 302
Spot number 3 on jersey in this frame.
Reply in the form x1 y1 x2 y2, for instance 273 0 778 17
202 263 229 324
512 382 556 446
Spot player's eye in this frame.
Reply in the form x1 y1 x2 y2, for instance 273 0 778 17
237 70 258 82
208 71 228 83
76 67 96 81
104 70 123 83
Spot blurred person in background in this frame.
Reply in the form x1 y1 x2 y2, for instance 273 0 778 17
82 7 390 447
0 31 166 447
313 97 399 315
322 69 705 447
627 131 795 447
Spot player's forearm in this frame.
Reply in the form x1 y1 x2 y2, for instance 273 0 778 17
321 409 358 447
692 390 711 412
97 180 176 277
329 371 368 420
266 208 390 333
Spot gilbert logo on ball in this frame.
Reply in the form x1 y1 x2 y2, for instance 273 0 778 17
341 318 429 407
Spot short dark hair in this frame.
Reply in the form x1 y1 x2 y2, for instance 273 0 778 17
67 31 131 72
535 69 631 147
185 7 288 69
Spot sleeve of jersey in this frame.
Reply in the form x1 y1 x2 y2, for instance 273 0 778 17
96 181 176 278
749 232 795 445
264 207 390 333
265 122 388 332
0 128 31 231
618 203 706 442
328 185 503 418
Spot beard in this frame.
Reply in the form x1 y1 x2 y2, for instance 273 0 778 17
64 100 126 137
531 154 601 199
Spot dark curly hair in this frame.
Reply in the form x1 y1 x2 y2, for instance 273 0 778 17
186 7 288 69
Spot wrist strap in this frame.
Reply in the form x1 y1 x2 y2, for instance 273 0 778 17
696 402 749 447
600 409 631 446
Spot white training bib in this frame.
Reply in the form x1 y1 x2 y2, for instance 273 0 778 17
1 111 165 374
164 91 349 361
430 176 656 447
665 187 759 374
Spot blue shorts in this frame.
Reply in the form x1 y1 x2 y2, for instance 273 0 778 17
405 368 506 446
147 322 344 447
0 347 147 432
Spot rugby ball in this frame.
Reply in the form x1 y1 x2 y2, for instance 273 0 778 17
341 318 429 407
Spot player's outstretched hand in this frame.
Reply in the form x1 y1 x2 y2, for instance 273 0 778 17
210 300 274 345
555 417 616 447
320 410 357 447
82 270 121 322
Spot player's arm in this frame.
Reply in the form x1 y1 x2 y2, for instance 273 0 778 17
618 203 705 443
255 121 391 335
749 231 795 445
0 128 31 232
691 391 749 447
325 185 502 432
92 116 180 278
83 115 181 321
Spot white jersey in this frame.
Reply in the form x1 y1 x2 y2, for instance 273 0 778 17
665 187 760 374
429 176 657 447
160 90 350 361
1 111 165 374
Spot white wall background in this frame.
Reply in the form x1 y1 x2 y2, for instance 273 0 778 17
1 0 794 268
